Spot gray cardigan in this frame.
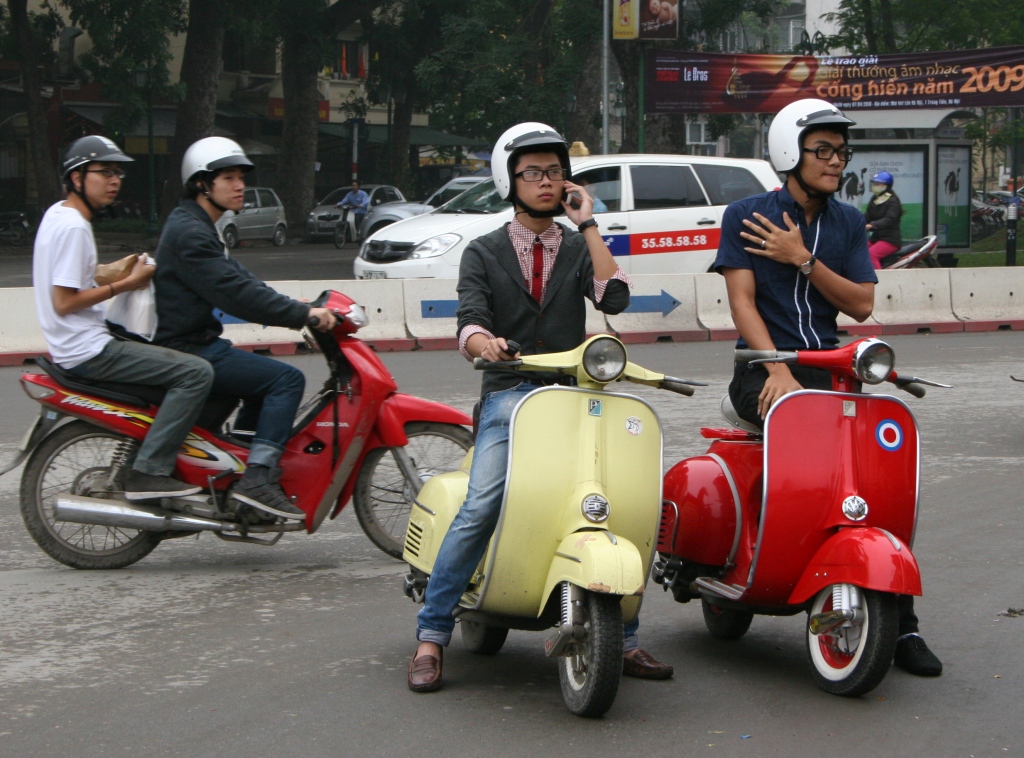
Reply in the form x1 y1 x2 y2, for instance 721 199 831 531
456 222 630 397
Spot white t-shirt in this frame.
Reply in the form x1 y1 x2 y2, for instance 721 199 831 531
32 202 112 368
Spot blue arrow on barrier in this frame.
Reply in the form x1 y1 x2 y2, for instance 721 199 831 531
624 290 681 316
421 300 459 318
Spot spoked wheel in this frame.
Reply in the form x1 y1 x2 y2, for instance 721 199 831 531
353 422 472 558
20 422 161 569
559 591 623 718
333 222 349 249
806 584 898 697
460 620 509 655
701 598 754 640
271 225 287 246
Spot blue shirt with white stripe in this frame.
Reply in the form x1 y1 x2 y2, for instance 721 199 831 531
714 185 877 351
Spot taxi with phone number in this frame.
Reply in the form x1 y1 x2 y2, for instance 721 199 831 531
353 153 780 280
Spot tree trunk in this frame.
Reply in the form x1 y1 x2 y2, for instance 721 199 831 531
860 0 878 54
878 0 897 53
390 94 414 197
277 31 321 230
7 0 61 214
160 0 225 221
612 39 642 153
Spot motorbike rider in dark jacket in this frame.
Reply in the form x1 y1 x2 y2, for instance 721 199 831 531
152 137 337 520
864 171 903 270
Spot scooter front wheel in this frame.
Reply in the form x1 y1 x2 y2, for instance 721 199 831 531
353 422 473 558
806 585 898 697
559 591 623 718
701 598 754 640
333 222 349 249
20 422 161 569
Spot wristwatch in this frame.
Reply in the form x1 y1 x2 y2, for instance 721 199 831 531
798 257 816 276
577 218 598 233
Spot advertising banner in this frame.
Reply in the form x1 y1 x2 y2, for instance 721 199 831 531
647 46 1024 114
936 146 971 247
837 148 928 241
614 0 678 40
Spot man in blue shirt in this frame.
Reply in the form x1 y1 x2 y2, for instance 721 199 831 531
715 98 942 678
337 181 370 236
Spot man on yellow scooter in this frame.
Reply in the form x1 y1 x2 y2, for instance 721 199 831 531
408 122 674 692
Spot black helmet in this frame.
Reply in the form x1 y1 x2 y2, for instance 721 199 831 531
62 135 133 180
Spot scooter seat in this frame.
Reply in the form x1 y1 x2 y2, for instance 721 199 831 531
720 395 763 434
33 356 240 432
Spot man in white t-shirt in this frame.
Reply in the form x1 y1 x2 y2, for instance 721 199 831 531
32 135 214 500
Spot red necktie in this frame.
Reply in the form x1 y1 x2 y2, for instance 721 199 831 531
531 238 544 302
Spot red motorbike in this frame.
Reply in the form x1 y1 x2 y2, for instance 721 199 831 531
3 290 472 569
654 338 948 696
880 234 939 269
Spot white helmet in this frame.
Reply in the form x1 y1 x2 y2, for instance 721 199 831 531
181 136 254 186
492 122 570 204
767 99 855 173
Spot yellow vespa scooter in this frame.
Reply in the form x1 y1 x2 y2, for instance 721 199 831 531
402 335 701 717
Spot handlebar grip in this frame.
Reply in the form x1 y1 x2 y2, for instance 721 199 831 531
505 340 521 355
734 349 778 363
660 380 696 396
901 382 927 399
307 315 320 328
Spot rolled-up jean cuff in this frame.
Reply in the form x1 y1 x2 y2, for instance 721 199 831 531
248 441 285 469
416 628 452 647
623 634 639 653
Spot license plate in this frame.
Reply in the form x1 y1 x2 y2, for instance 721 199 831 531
363 271 386 280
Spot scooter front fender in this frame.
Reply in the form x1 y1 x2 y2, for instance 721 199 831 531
373 393 472 447
542 531 646 622
788 527 922 606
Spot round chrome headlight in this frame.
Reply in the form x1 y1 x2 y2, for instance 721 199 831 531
853 339 895 385
344 303 369 330
582 494 610 523
582 338 626 383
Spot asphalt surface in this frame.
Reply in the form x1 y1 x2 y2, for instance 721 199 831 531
0 334 1022 756
0 237 360 288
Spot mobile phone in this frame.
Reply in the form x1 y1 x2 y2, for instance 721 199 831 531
568 191 582 210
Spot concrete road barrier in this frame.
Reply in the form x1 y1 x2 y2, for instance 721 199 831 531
299 279 412 349
221 280 306 354
871 269 963 334
0 288 47 365
607 274 705 343
694 273 737 341
402 278 460 350
949 267 1024 332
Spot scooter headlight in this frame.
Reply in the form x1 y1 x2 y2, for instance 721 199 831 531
853 339 895 385
344 303 369 330
582 337 626 383
582 494 610 523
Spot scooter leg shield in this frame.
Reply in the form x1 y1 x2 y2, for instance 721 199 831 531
541 532 646 619
788 527 922 606
401 465 470 572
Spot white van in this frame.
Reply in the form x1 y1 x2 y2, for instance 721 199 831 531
353 154 780 279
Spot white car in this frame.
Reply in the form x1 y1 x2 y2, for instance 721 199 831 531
353 154 780 279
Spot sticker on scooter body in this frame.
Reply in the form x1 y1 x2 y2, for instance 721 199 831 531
625 416 643 436
588 399 603 416
876 419 904 451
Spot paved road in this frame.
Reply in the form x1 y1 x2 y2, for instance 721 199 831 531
0 333 1022 756
0 237 361 288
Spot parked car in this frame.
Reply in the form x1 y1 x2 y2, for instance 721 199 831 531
216 187 287 249
353 154 780 279
305 184 405 239
358 176 488 240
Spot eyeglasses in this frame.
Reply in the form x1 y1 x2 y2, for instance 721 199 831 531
514 168 566 182
86 168 127 179
803 146 854 163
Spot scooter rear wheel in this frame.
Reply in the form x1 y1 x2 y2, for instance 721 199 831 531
806 585 898 697
559 591 623 718
20 422 161 570
353 422 473 558
460 620 509 655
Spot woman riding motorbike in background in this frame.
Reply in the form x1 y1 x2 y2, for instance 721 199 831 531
864 171 904 270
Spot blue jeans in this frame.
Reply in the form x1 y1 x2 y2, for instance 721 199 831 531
416 383 640 650
194 339 305 467
69 338 214 476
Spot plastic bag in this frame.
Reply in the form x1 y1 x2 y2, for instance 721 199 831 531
106 282 158 342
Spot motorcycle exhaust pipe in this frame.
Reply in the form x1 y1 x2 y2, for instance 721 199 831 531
808 608 861 636
54 494 236 533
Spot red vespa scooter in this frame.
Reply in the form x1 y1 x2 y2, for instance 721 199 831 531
4 290 472 569
655 338 948 696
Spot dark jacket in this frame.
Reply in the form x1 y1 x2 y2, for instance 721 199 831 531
864 192 903 248
152 199 309 351
457 222 630 397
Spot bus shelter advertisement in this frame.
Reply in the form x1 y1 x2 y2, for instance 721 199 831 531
936 146 971 247
646 46 1024 113
838 148 928 242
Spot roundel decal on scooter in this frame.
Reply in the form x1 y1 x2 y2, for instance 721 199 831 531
875 419 903 451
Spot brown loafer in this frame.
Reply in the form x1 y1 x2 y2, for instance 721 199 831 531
622 648 673 680
408 649 443 692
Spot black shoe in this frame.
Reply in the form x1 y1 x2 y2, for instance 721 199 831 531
231 466 304 520
124 470 202 501
893 634 943 676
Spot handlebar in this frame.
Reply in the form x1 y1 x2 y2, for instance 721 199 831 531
734 349 798 365
307 315 320 328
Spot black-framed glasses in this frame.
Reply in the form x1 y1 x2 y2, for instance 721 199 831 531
514 168 566 182
86 168 127 179
803 146 854 163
